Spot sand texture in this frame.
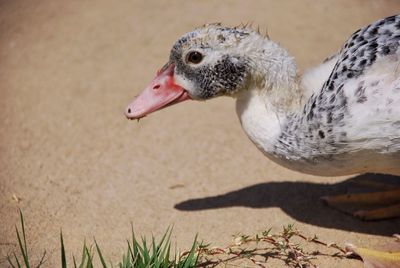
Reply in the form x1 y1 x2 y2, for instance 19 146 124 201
1 1 400 267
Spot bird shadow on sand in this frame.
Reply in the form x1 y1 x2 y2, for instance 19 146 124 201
175 173 400 236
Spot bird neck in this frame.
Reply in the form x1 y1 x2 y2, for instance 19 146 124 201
235 87 294 155
242 39 303 113
234 40 305 157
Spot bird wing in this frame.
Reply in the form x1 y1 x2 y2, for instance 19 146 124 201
303 15 400 154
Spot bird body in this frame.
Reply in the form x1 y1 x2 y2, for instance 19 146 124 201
236 26 400 176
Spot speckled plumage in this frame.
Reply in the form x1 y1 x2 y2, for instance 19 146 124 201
169 15 400 176
274 15 400 175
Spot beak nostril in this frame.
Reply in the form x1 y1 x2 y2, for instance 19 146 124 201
127 108 131 114
153 85 160 90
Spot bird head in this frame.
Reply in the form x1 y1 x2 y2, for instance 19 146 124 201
125 24 287 119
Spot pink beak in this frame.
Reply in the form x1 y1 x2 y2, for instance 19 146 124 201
125 63 190 119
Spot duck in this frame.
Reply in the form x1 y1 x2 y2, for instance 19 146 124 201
125 15 400 266
125 14 400 216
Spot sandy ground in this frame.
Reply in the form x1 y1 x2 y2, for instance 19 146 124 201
1 1 400 267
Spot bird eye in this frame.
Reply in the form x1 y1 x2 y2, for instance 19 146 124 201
186 51 203 64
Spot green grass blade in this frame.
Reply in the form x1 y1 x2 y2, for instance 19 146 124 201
15 225 30 268
73 256 77 268
132 230 145 266
61 231 67 268
158 226 172 250
127 240 134 261
19 210 29 260
130 226 141 265
158 227 172 264
10 213 200 268
78 241 88 268
164 243 171 268
85 245 94 268
179 235 199 268
126 240 137 267
13 252 22 268
120 252 127 268
7 255 17 268
151 236 158 265
95 239 108 268
141 237 150 264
